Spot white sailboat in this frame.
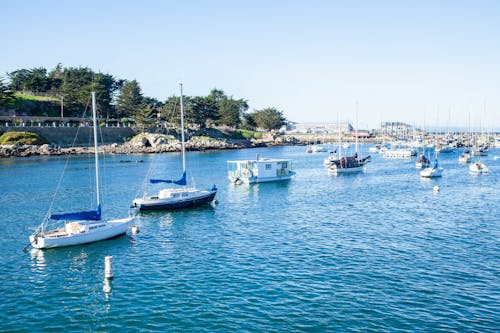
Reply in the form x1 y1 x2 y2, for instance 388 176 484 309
28 92 134 250
132 84 217 210
416 118 431 169
420 158 443 178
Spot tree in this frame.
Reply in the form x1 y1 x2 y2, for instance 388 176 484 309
251 107 286 130
92 73 122 119
8 67 51 93
241 112 257 130
8 69 31 91
116 80 143 118
217 97 248 127
187 96 218 128
0 77 16 105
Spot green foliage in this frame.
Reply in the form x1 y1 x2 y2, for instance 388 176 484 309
250 108 285 130
14 93 58 102
4 65 287 134
186 96 218 128
0 77 16 105
235 129 262 139
116 80 143 118
0 131 48 145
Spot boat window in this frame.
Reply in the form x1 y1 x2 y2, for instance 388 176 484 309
265 164 272 170
182 193 188 197
172 193 179 198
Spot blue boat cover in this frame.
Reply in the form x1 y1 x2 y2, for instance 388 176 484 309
150 171 187 185
51 205 102 221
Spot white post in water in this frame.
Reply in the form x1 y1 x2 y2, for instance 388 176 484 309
104 256 113 280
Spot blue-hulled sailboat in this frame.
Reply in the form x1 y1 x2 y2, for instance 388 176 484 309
28 92 135 249
132 84 217 210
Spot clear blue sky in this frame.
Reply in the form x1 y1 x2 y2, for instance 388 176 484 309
3 0 499 130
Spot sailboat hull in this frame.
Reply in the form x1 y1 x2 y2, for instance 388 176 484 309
30 217 134 249
134 190 216 210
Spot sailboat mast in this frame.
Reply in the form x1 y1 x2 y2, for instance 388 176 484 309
355 100 359 157
179 83 186 174
337 113 341 158
91 92 100 207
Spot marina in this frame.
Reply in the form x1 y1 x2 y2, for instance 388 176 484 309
1 144 498 331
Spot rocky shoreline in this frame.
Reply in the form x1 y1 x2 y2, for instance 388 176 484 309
0 133 303 158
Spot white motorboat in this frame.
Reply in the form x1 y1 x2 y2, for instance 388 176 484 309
469 160 488 174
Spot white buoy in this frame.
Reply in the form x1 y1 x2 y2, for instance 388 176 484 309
131 225 139 235
433 186 440 192
104 256 113 280
103 279 111 294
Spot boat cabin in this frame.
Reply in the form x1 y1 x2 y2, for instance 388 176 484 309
227 157 295 184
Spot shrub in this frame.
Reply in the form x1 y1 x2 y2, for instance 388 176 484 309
0 131 48 145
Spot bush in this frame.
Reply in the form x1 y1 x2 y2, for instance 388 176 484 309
0 131 48 145
234 129 262 140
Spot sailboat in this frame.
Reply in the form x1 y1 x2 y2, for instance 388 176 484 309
329 111 370 174
420 157 443 178
416 119 431 169
28 92 135 249
132 84 217 210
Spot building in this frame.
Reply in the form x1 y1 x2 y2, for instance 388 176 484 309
380 122 414 137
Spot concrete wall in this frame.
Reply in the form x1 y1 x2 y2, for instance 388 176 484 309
0 127 136 146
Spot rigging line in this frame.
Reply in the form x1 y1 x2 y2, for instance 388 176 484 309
44 97 92 228
134 97 180 198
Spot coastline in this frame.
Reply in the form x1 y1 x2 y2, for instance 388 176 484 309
0 135 304 158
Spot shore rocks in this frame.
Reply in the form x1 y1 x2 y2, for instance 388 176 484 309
0 133 298 158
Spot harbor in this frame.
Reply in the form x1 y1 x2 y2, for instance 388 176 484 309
1 144 498 331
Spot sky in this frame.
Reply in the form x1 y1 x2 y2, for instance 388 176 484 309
3 0 500 130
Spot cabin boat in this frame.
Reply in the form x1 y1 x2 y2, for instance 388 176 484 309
227 157 295 184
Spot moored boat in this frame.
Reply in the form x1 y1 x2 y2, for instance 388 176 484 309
228 156 295 184
28 92 134 250
132 84 217 210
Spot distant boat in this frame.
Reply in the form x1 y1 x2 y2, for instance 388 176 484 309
132 84 217 210
436 145 456 153
415 154 431 169
227 156 296 184
28 92 134 250
458 149 472 164
329 111 370 174
310 144 328 153
420 158 443 178
469 159 488 174
383 146 417 158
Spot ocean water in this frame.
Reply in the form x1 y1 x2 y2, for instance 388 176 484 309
1 145 499 332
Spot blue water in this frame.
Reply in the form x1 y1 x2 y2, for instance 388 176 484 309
1 145 499 332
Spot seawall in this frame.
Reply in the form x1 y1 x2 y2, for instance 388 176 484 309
0 127 136 146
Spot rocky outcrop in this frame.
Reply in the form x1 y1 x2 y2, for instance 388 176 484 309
0 133 309 158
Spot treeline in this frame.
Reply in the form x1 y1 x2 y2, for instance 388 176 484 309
0 64 286 130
